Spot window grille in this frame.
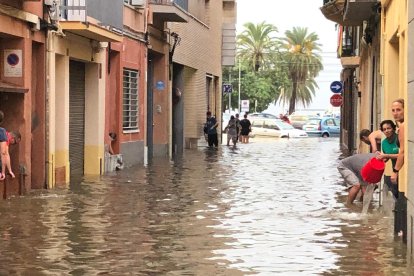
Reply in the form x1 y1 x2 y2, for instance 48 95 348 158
123 69 139 132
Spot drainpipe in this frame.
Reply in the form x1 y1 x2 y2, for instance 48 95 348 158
45 30 51 189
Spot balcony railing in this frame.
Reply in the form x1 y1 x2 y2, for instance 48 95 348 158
60 0 87 22
149 0 188 12
60 0 123 30
58 0 123 42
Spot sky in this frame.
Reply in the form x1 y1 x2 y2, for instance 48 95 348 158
236 0 342 114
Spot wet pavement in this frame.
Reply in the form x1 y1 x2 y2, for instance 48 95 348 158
0 138 412 275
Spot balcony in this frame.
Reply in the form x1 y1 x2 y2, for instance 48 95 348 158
343 0 378 26
59 0 123 42
149 0 189 23
339 26 360 68
321 0 378 26
341 56 360 68
320 0 345 25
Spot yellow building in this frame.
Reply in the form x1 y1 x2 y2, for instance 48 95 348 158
46 2 123 187
322 0 412 251
381 0 409 245
407 0 414 257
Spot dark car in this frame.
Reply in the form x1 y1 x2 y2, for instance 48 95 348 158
302 117 340 137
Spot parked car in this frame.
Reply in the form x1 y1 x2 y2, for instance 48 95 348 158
248 112 279 120
289 114 320 129
251 118 308 138
302 117 340 137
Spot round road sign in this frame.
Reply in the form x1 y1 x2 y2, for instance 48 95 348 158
330 94 343 107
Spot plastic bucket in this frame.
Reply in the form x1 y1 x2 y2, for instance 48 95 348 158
361 157 385 184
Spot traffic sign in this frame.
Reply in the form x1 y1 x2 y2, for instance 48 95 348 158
222 83 233 94
330 81 343 93
241 100 249 112
330 94 343 107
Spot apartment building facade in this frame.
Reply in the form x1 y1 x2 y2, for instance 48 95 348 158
169 0 236 152
322 0 414 256
0 0 236 194
0 0 46 197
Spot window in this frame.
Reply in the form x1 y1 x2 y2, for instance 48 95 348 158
326 119 335 126
123 69 139 132
252 120 263 127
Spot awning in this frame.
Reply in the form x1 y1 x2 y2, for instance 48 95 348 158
0 82 28 93
59 21 123 42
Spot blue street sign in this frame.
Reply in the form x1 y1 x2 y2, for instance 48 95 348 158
156 81 165 91
330 81 343 93
222 83 233 94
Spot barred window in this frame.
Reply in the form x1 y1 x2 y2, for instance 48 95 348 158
123 69 139 132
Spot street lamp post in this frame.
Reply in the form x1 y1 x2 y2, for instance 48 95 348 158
228 72 231 112
238 59 241 113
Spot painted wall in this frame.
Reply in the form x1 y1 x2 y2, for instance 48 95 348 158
381 0 408 192
47 33 107 186
0 1 45 195
406 0 414 257
106 36 147 165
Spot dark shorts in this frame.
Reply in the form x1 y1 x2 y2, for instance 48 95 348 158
241 130 250 136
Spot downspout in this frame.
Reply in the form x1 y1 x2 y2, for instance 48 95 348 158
45 30 51 189
44 1 50 189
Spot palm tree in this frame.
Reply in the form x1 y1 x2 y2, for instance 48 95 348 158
237 22 278 71
279 27 323 114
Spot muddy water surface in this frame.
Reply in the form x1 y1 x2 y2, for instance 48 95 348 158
0 138 411 275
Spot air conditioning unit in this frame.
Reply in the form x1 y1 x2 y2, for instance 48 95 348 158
130 0 145 6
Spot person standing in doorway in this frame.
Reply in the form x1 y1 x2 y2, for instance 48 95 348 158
360 129 383 153
376 120 399 198
205 111 218 148
0 130 21 180
389 98 406 242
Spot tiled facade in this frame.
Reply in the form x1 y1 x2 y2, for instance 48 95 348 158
170 0 236 148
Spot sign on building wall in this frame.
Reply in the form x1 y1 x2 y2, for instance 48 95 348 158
241 100 250 112
4 49 22 77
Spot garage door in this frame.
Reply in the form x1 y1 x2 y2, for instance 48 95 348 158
69 60 85 175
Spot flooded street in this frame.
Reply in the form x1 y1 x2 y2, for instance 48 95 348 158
0 138 411 275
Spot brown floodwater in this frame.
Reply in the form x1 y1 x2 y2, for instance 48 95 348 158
0 138 411 275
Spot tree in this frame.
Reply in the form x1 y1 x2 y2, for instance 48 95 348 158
279 27 323 114
237 22 278 72
223 61 286 113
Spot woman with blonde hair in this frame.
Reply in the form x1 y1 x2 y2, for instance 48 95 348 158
389 98 406 242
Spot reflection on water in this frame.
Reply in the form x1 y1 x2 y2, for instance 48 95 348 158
0 138 411 275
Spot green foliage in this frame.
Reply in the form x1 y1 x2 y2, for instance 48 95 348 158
279 27 323 114
223 23 323 114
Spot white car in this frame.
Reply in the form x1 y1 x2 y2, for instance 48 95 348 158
251 118 308 138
